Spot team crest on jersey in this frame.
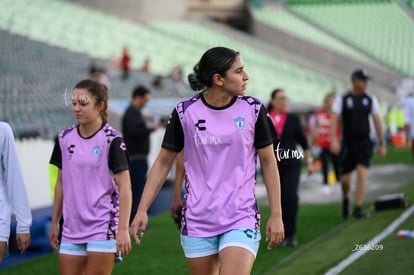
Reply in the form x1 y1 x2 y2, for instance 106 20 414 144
234 117 245 130
346 97 353 108
93 145 101 156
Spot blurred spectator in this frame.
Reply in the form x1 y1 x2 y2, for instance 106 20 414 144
311 92 340 195
0 122 32 264
89 58 97 77
107 57 120 78
120 46 131 80
152 75 164 89
170 65 187 95
90 67 111 91
170 65 183 83
386 105 405 140
268 88 313 247
122 86 159 223
141 58 150 73
403 92 414 157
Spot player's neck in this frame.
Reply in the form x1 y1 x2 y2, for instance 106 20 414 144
203 90 233 108
79 119 103 138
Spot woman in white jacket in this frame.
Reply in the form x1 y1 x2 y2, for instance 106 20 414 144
0 122 32 263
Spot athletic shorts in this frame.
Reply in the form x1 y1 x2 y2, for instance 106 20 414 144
59 239 116 256
181 228 261 259
339 139 373 174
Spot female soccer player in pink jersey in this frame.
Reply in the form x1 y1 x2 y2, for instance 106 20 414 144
131 47 284 275
49 79 132 275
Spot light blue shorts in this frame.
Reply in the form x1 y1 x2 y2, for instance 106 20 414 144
59 239 116 256
181 228 261 258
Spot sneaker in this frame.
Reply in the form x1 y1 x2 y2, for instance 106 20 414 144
342 199 349 219
353 207 369 219
280 236 298 247
322 185 331 196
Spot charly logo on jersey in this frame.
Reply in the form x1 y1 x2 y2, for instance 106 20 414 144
120 142 127 151
234 117 245 130
67 144 75 160
93 145 102 156
195 119 206 131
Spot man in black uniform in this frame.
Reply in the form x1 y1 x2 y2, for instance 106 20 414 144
122 86 158 222
330 69 386 219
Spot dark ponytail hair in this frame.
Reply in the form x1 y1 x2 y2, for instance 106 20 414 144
74 79 109 123
267 88 284 112
188 47 239 91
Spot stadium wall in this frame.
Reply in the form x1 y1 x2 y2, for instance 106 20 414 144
15 139 54 209
68 0 187 22
187 0 246 17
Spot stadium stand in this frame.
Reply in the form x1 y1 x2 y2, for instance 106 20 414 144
0 0 345 106
0 30 84 138
249 2 406 94
288 1 414 78
252 6 375 64
148 20 344 102
0 0 191 74
0 29 185 139
1 0 405 138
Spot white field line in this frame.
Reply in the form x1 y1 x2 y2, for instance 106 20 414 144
325 204 414 275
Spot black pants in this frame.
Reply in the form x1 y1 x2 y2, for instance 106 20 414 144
320 148 339 185
129 158 148 223
278 161 301 238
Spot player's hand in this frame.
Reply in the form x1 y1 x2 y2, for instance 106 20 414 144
116 228 131 257
49 222 60 251
378 144 387 158
307 162 314 176
170 197 183 217
265 217 284 249
330 139 340 155
130 211 148 245
16 233 30 254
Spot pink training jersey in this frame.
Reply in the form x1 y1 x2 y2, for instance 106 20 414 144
51 124 129 243
162 93 277 237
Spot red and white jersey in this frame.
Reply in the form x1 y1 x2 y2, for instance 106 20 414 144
315 108 340 149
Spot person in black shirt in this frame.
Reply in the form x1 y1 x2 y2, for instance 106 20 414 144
330 69 386 219
122 86 158 222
